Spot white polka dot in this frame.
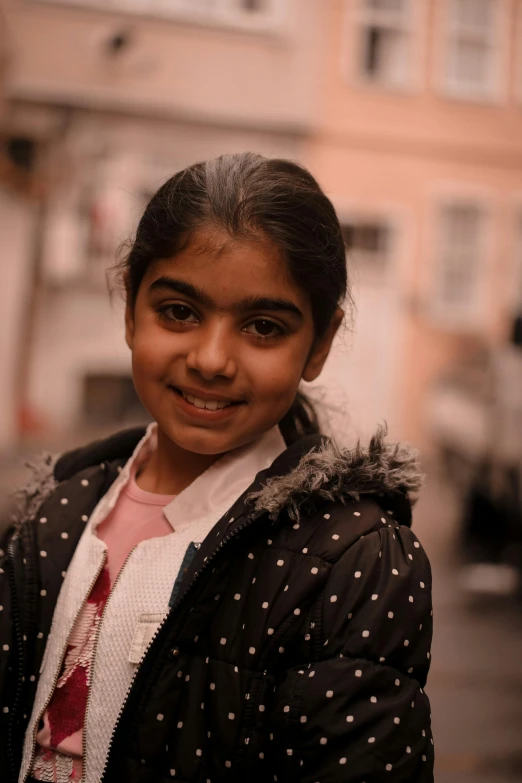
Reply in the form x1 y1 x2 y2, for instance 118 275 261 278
248 553 254 559
414 542 420 548
283 584 289 591
81 479 89 487
259 752 264 759
37 632 43 639
408 554 413 560
388 611 394 619
406 746 411 753
249 647 256 654
304 633 311 640
2 706 8 713
362 630 370 638
386 763 393 771
196 749 202 757
300 715 307 723
311 567 318 574
370 696 377 703
404 640 410 647
81 515 88 522
354 511 361 516
392 568 398 575
395 679 400 686
346 715 354 722
259 704 265 712
294 608 301 615
354 571 362 578
277 559 284 567
422 755 427 762
234 593 241 601
420 581 425 588
170 771 176 777
39 517 47 524
326 690 333 698
228 712 235 720
177 721 183 728
309 670 315 677
157 713 164 721
40 551 47 558
225 761 231 768
340 757 347 764
408 666 413 673
330 595 338 603
409 595 414 603
348 613 352 619
210 683 215 690
61 532 68 540
252 577 256 584
267 538 273 544
371 594 378 600
284 705 290 713
355 669 362 677
279 646 285 653
302 547 308 554
379 656 386 662
220 638 226 645
267 627 274 635
29 675 35 681
394 717 400 724
427 652 431 659
60 498 68 505
324 513 330 519
2 644 9 651
368 736 375 743
320 737 327 745
332 534 339 541
40 589 47 597
262 602 269 609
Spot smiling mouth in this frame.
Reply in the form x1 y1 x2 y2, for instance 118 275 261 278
170 386 243 412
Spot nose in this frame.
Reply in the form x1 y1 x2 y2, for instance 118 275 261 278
185 321 237 381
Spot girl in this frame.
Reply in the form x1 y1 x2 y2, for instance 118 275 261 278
1 153 433 783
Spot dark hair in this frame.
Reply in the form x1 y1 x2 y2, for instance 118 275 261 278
120 152 351 443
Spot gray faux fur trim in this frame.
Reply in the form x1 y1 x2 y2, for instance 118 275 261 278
247 425 424 521
12 452 59 526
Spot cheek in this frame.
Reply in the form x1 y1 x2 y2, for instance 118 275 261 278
244 346 306 402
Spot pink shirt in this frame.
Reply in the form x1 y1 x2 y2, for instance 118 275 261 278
31 463 175 782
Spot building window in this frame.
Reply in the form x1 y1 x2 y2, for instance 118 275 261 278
432 202 487 326
83 374 149 425
443 0 501 99
356 0 412 88
342 219 393 276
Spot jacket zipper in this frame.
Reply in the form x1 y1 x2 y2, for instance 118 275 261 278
81 545 139 783
98 511 262 783
6 534 26 783
21 551 108 783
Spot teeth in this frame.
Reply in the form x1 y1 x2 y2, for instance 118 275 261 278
181 391 231 410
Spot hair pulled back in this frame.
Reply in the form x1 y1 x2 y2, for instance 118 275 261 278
121 152 351 442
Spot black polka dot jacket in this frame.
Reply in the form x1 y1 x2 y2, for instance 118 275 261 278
0 426 434 783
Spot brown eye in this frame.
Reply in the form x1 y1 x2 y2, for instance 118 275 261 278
244 319 284 339
158 304 198 323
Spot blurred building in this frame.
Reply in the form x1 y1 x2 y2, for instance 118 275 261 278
0 0 323 446
309 0 522 449
1 0 522 453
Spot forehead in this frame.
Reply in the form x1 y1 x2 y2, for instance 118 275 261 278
143 228 310 309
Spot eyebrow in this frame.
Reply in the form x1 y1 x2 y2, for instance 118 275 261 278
149 276 304 321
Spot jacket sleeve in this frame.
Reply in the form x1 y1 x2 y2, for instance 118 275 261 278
269 523 434 782
0 526 16 765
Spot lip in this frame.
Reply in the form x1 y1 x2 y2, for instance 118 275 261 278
170 384 243 404
168 385 245 422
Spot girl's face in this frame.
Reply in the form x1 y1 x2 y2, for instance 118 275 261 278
126 227 341 456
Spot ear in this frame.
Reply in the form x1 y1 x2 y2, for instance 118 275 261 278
302 307 344 383
125 300 135 351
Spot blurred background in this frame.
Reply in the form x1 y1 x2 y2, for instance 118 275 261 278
1 0 522 779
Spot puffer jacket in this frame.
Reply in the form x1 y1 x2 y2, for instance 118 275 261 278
0 426 434 783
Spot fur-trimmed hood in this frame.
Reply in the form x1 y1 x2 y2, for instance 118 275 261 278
12 426 423 530
247 426 424 524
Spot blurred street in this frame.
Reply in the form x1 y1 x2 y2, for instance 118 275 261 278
415 468 522 783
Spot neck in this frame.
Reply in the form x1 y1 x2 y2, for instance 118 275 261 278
135 427 221 495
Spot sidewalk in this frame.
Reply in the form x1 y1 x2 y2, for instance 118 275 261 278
414 467 522 783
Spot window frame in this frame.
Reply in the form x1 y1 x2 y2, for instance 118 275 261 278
436 0 509 103
28 0 286 34
428 189 493 331
344 0 427 93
